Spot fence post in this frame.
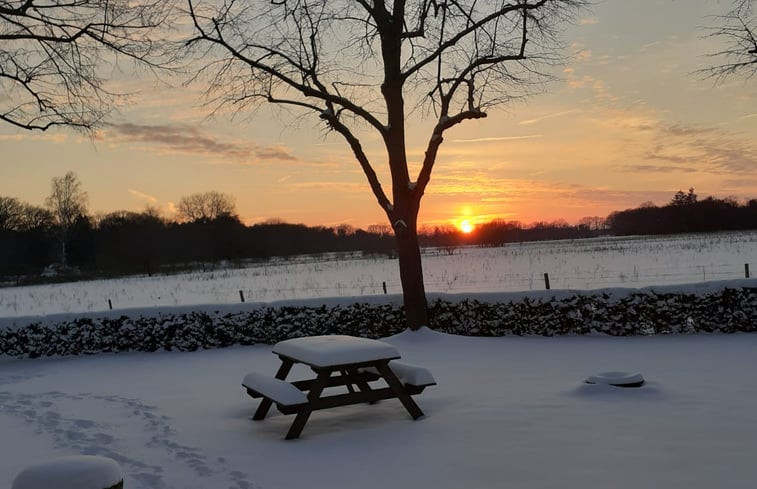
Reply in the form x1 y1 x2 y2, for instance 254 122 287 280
544 272 550 290
239 290 245 303
747 264 751 279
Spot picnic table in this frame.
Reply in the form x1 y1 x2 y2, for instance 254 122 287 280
242 335 435 440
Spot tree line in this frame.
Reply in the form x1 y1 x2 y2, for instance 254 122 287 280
3 174 755 284
606 189 757 236
0 173 399 282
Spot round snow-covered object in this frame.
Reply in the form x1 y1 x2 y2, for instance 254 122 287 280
12 456 123 489
585 371 645 388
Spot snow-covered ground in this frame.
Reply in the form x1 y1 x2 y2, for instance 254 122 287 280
2 231 756 317
2 327 757 488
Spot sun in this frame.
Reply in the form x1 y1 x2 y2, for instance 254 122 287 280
459 219 475 234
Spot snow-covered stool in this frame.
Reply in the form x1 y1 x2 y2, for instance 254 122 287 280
12 455 123 489
244 335 435 439
585 371 645 388
360 360 436 395
242 372 308 411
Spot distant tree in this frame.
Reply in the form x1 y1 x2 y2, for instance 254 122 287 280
0 196 24 231
670 187 697 206
142 204 165 221
366 224 392 236
335 224 356 237
578 216 606 231
177 191 237 222
45 171 88 264
19 204 54 231
185 0 585 329
0 0 173 131
96 209 166 274
700 0 756 81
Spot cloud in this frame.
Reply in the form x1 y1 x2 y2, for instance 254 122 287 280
574 50 592 62
165 202 178 216
722 178 757 189
126 188 177 217
621 164 699 173
128 188 158 203
449 135 544 143
567 75 593 88
107 123 298 163
288 181 366 192
640 41 661 52
643 122 757 175
519 110 581 125
0 132 68 143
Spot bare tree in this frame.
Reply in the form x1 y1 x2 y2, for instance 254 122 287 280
19 203 54 231
700 0 756 81
45 171 88 264
177 191 237 222
0 195 24 231
186 0 584 329
367 223 392 236
0 0 173 132
578 216 605 231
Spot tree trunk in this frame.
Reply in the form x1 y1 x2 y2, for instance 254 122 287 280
60 235 67 266
395 223 428 330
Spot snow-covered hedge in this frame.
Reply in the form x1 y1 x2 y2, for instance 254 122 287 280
2 288 756 358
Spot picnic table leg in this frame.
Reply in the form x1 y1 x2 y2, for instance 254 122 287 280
345 367 378 404
285 369 330 440
375 361 424 420
340 369 356 394
253 358 294 421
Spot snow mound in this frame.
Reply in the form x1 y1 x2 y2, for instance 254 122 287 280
585 371 645 387
388 326 452 343
12 456 122 489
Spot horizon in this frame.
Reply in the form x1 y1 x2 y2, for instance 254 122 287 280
5 183 755 234
1 0 755 231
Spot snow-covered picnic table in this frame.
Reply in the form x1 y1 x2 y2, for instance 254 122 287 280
243 335 435 439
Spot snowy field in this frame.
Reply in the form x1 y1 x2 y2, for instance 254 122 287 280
2 327 757 488
2 231 756 487
1 231 755 318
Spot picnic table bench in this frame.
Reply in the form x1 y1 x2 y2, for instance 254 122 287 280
242 335 435 439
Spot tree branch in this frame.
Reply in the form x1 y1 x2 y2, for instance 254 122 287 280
403 0 547 81
318 110 394 219
187 0 387 135
415 109 487 198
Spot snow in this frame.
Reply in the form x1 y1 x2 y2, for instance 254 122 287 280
1 232 756 486
1 231 755 318
585 371 645 386
361 360 437 386
11 455 122 489
241 373 307 405
272 335 400 367
385 360 436 386
3 328 757 489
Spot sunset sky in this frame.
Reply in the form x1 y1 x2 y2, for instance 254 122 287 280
1 0 755 231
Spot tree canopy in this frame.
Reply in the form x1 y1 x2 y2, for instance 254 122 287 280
0 0 172 131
